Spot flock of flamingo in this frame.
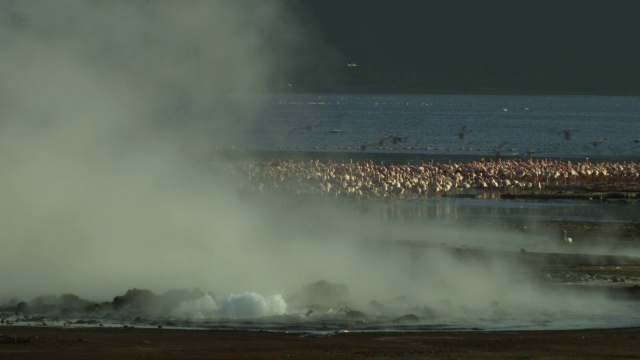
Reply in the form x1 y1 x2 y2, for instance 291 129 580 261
241 158 640 198
235 123 640 198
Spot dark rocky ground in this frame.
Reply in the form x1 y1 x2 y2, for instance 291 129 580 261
2 326 640 359
2 243 639 359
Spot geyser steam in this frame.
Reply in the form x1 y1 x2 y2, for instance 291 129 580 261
0 0 300 299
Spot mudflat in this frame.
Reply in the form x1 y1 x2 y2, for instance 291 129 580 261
2 326 640 359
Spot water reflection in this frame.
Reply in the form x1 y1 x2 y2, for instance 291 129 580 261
352 198 640 224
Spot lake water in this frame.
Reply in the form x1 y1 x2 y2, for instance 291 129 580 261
247 94 640 161
236 94 640 227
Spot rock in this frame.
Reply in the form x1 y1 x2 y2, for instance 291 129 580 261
392 314 420 323
15 302 29 317
113 288 157 311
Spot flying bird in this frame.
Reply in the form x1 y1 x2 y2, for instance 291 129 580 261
458 125 469 140
359 135 406 151
593 137 606 147
634 138 640 144
562 128 575 140
378 135 406 146
287 122 321 137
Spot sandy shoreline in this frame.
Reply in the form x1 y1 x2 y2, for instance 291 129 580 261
2 326 640 359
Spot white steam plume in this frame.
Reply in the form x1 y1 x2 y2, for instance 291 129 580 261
0 0 299 299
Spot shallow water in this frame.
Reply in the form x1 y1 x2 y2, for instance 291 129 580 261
363 197 640 224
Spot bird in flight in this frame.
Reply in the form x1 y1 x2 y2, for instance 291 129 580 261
458 125 469 140
287 122 322 137
562 128 574 140
593 137 606 147
359 135 406 151
378 135 406 146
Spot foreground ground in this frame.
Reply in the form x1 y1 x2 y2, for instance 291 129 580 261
3 244 639 359
2 326 640 359
2 178 639 359
3 222 640 359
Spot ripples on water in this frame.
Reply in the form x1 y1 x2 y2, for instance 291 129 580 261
249 94 640 160
362 197 640 224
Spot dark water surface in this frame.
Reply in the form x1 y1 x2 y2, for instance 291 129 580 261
247 94 640 159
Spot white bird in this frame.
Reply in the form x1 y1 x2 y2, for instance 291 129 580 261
563 230 573 244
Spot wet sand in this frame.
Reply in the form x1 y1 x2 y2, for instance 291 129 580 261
2 325 640 359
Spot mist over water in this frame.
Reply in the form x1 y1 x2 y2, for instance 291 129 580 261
0 1 637 330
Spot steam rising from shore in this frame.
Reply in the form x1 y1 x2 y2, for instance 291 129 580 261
0 1 629 328
0 0 298 298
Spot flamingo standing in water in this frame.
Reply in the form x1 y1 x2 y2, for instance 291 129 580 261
563 230 573 244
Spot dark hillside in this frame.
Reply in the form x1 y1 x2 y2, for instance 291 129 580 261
282 0 640 95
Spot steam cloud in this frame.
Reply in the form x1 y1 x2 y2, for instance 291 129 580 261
0 0 300 299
